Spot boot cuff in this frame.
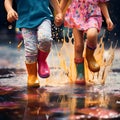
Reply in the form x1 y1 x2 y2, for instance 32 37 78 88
87 45 96 50
74 58 84 63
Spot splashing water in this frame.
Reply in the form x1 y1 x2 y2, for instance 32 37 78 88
39 29 117 86
84 35 117 85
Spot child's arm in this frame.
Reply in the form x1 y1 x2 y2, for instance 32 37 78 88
60 0 68 11
50 0 63 26
4 0 18 23
99 2 114 31
50 0 61 14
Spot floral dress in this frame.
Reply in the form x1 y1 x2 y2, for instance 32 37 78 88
64 0 109 31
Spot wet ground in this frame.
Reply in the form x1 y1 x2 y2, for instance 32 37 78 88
0 40 120 120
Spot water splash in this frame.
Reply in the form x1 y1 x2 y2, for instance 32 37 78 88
85 35 118 85
39 29 117 86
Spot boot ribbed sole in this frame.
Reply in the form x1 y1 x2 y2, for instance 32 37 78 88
39 73 50 78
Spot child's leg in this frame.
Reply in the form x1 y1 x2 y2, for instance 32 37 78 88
22 28 39 88
86 28 100 72
73 29 84 59
37 19 52 78
73 29 85 85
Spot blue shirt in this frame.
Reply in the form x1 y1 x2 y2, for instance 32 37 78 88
16 0 53 28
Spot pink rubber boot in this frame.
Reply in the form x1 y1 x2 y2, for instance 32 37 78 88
38 50 50 78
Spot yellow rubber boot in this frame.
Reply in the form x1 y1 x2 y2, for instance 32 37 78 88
26 62 40 88
86 46 100 72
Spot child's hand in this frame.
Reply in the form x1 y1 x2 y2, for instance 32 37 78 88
106 18 114 31
7 9 18 23
54 12 63 27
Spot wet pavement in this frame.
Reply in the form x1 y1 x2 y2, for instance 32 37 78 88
0 40 120 120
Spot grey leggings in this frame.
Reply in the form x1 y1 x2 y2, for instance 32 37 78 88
21 20 52 63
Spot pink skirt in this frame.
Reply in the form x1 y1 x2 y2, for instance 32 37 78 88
64 16 103 32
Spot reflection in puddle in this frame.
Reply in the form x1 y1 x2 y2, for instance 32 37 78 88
0 85 120 120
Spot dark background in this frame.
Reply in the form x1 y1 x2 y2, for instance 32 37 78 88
0 0 120 44
104 0 120 47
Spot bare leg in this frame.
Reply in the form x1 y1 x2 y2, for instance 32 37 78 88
73 28 84 59
73 28 85 85
86 28 98 48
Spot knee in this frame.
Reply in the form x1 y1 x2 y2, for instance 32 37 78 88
38 32 52 51
87 29 98 40
38 30 52 41
87 33 98 40
38 40 51 51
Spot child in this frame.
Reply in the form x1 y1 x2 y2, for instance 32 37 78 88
4 0 63 88
60 0 114 85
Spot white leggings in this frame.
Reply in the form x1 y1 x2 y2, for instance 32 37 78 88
21 19 52 63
